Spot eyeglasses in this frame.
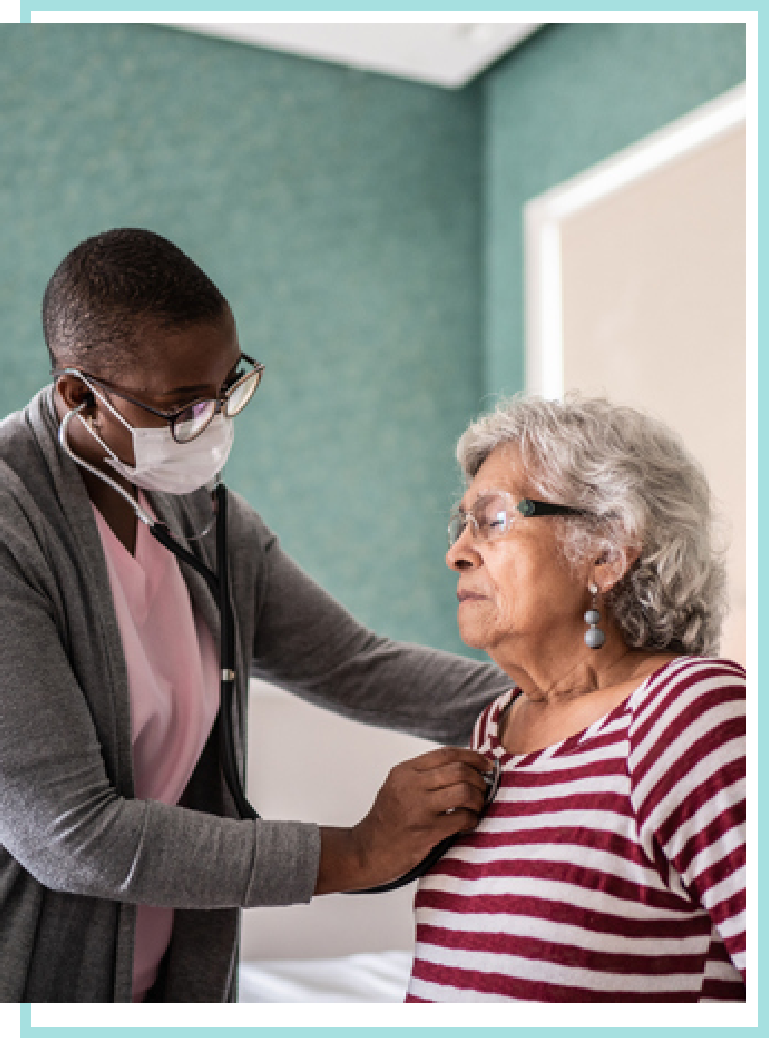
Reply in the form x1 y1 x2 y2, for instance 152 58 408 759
448 490 586 548
55 354 264 444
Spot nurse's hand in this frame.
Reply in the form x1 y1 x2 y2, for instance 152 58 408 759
314 746 493 895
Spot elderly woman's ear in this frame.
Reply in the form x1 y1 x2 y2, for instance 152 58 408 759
591 546 641 594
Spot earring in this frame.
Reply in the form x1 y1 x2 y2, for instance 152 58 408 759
584 582 605 649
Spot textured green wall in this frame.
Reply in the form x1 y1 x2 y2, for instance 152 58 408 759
0 24 483 651
483 22 747 397
0 23 747 655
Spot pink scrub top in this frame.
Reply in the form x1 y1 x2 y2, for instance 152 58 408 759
92 498 220 1001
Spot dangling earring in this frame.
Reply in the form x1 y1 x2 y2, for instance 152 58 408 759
584 582 605 649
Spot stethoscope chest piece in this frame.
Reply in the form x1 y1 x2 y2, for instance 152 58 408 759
483 757 502 807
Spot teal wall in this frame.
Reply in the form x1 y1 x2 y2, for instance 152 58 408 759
483 22 747 397
0 24 483 652
0 23 746 654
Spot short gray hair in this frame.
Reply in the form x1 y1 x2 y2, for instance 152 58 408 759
457 393 727 656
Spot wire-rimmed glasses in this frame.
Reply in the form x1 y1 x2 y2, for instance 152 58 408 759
448 490 585 548
55 353 264 443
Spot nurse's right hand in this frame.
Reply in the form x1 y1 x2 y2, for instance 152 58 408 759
313 745 493 895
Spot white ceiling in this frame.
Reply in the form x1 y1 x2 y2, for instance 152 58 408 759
167 22 542 89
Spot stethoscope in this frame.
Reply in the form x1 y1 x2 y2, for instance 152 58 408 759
59 404 501 893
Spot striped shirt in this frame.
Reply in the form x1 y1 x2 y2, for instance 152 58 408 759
406 657 746 1002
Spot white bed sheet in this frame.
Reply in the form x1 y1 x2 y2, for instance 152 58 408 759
238 950 412 1002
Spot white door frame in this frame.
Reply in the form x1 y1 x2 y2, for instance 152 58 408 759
523 82 747 399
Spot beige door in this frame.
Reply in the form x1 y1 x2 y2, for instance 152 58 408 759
527 89 746 664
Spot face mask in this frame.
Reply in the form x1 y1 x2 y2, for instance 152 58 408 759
73 376 235 495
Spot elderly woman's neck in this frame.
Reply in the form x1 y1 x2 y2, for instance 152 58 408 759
496 629 648 704
498 645 680 758
522 652 634 703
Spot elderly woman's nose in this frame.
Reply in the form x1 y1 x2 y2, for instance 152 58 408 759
446 528 479 571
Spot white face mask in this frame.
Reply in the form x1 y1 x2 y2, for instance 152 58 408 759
72 376 235 495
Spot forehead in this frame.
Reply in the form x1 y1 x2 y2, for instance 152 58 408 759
118 312 240 395
463 445 529 505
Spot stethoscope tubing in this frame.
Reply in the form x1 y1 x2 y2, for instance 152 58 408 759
150 486 256 822
58 407 254 820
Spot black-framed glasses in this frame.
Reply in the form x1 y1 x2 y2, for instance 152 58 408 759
448 489 586 548
55 354 264 444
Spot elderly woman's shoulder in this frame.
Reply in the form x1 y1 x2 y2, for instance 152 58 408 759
655 655 744 679
630 655 745 742
626 656 745 814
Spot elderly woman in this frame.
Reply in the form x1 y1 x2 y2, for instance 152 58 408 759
406 394 746 1003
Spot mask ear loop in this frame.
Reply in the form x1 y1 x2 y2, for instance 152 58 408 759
58 404 154 527
63 369 135 434
58 387 217 540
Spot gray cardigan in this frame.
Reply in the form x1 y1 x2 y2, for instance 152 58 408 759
0 387 508 1002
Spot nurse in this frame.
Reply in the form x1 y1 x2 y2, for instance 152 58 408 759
0 228 507 1002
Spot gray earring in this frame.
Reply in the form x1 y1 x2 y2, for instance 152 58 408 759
584 583 605 649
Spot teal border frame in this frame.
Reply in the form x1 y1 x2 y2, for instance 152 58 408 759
15 2 765 15
7 4 763 1033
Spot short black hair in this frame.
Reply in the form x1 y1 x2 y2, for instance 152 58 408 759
43 228 229 374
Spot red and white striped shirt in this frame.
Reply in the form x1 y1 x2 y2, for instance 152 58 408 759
406 657 746 1002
